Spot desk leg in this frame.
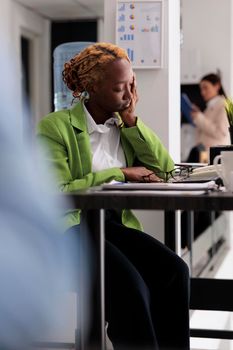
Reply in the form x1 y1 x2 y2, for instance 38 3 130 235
165 210 181 256
187 211 194 276
99 209 106 350
80 209 106 350
210 211 216 258
165 211 176 251
165 210 194 274
175 210 181 256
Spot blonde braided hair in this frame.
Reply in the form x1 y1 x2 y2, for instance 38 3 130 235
62 42 130 99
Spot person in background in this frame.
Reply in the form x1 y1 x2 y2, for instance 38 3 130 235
37 42 190 350
189 73 230 162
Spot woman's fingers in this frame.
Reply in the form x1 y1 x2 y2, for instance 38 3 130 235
121 167 164 183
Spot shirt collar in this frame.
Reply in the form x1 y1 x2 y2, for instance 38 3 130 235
82 102 120 134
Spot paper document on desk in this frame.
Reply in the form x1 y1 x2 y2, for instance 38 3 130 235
99 189 208 196
102 180 216 191
186 164 220 182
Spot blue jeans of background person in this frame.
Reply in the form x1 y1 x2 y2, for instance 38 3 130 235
65 212 190 350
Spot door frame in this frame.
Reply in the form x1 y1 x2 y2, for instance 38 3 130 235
12 2 51 132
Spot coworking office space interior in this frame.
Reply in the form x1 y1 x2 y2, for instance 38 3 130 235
2 0 233 348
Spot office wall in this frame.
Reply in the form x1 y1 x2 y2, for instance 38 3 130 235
0 0 50 133
0 0 105 131
104 0 181 241
0 0 21 122
1 0 11 45
181 0 233 97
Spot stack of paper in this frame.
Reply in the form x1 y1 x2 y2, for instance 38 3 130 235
102 180 216 192
188 164 220 181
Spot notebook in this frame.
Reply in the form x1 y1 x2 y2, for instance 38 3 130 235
102 180 217 191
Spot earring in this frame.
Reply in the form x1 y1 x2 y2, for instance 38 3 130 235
80 90 90 101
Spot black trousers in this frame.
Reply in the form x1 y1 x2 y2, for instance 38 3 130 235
65 215 190 350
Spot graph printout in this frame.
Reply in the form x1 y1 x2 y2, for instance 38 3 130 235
116 1 163 68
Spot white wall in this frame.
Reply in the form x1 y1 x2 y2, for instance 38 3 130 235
0 0 22 130
0 0 12 51
104 0 181 241
97 17 105 41
181 0 233 97
0 0 24 134
0 0 50 135
12 1 51 126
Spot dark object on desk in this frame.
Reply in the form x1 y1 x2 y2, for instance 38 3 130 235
209 145 233 165
181 93 195 126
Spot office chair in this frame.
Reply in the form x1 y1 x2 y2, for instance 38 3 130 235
53 41 93 111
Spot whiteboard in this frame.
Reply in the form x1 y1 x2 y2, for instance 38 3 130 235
116 0 163 69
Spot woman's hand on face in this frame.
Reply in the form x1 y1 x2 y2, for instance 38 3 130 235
121 167 163 183
119 74 138 127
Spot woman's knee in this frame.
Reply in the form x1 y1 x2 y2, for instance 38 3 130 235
105 240 151 305
176 254 189 275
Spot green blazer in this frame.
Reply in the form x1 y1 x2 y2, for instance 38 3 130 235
37 102 174 231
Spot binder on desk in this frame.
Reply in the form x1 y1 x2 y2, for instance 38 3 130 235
181 93 195 126
102 181 216 192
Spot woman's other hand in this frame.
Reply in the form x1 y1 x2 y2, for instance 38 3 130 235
119 74 138 127
121 167 163 183
191 104 200 121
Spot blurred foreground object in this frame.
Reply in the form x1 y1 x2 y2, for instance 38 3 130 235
0 36 90 349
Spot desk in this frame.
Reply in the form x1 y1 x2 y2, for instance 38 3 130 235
68 190 233 211
67 189 233 349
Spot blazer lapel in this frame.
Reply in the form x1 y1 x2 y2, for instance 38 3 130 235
69 102 92 176
115 112 134 167
120 132 134 167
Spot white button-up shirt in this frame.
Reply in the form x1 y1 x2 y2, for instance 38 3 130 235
83 103 126 172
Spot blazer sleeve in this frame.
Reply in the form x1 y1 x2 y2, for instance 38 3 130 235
120 117 174 172
37 117 125 192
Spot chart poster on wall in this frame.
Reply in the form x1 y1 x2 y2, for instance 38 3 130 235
116 0 163 68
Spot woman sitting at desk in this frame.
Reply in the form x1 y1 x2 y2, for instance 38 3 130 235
37 42 190 350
